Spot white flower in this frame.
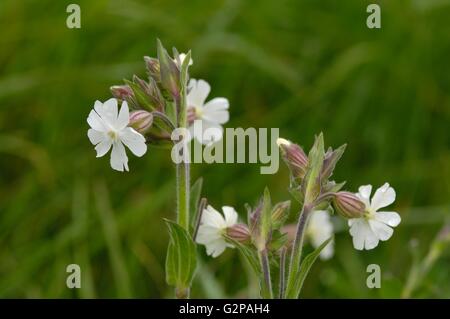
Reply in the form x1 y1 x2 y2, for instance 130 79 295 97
175 53 193 66
87 98 147 172
196 205 238 257
187 79 229 145
306 210 334 260
348 183 401 250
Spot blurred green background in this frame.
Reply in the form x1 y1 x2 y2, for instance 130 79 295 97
0 0 449 298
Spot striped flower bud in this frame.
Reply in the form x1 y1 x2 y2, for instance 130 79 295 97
333 192 365 219
226 223 251 244
129 110 153 134
277 138 308 181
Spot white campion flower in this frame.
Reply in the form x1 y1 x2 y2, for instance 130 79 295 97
306 210 334 260
348 183 401 250
87 98 147 172
196 205 238 257
187 79 230 145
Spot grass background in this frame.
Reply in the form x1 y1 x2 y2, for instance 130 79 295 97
0 0 449 298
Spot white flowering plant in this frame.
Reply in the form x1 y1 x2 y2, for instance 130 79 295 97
87 40 400 299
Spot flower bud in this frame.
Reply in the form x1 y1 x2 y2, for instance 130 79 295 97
156 39 180 98
332 192 365 219
144 56 161 82
129 110 153 134
277 138 308 180
271 200 290 229
111 85 133 100
226 223 251 243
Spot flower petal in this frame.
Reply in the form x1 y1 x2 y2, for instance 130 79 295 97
349 218 379 250
94 139 112 157
203 98 230 124
201 205 226 228
87 109 106 132
187 79 210 108
371 183 396 211
101 98 119 126
356 184 372 208
374 211 401 227
88 129 105 145
116 101 130 130
369 219 394 241
222 206 238 227
110 141 128 172
120 127 147 157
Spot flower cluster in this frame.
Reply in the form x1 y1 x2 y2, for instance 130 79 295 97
87 41 229 171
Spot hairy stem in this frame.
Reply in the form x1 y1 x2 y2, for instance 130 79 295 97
259 249 273 299
285 204 311 298
279 247 287 299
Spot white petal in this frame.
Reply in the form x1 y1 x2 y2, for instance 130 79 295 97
95 139 112 157
371 183 396 211
187 79 210 108
349 218 379 250
319 240 334 260
120 127 147 157
374 211 401 227
222 206 238 227
356 184 372 207
110 141 128 172
116 101 130 130
369 219 394 241
202 98 230 124
87 109 107 132
196 225 221 244
101 98 119 126
197 121 223 145
88 129 105 145
208 240 226 258
201 205 226 228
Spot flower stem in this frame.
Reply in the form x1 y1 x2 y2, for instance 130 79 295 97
285 203 311 298
176 161 190 230
259 249 273 299
279 247 287 299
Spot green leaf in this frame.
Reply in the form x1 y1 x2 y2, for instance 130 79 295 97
225 236 261 276
303 133 325 204
124 79 155 111
259 187 272 250
286 237 333 298
164 220 197 288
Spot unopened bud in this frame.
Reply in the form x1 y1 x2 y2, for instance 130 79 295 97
156 40 180 98
333 192 365 219
277 138 308 180
129 110 153 134
226 224 251 243
271 200 291 228
144 56 161 82
111 85 133 100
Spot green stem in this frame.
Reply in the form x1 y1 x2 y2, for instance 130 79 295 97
285 203 311 298
176 160 190 230
259 249 273 299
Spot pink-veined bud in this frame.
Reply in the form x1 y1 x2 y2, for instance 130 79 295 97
111 85 133 100
333 192 365 219
144 56 161 82
226 223 251 243
129 110 153 134
277 138 308 180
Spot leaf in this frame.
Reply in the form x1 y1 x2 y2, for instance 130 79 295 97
225 236 261 276
124 79 155 111
286 237 333 298
259 187 272 250
165 101 178 126
303 133 325 204
164 220 197 288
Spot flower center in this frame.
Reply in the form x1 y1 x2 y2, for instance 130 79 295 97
194 106 204 118
108 130 118 141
